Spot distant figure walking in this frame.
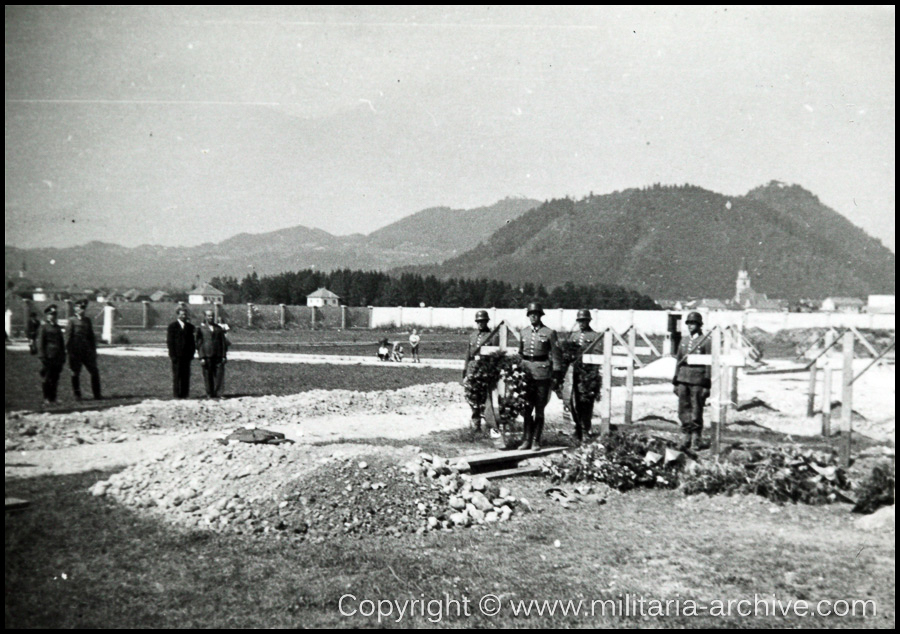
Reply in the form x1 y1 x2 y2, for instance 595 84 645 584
167 306 196 398
195 309 228 398
409 329 421 363
37 304 66 405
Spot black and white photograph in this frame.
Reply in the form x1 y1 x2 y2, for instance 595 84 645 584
5 5 894 628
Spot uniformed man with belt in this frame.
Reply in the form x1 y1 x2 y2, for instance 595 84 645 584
673 311 712 451
517 302 562 450
462 310 499 431
567 309 601 442
65 299 102 400
36 304 66 405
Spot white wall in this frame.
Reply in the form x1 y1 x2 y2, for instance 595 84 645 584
370 307 896 334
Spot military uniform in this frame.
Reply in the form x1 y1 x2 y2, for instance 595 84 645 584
517 303 562 450
673 312 712 449
462 311 498 429
567 317 601 441
37 307 66 403
195 321 228 398
65 306 102 400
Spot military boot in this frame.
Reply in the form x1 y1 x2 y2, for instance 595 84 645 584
71 375 82 401
517 418 533 450
692 433 709 450
678 432 693 452
532 417 544 451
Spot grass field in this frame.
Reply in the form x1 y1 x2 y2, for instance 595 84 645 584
5 350 460 413
5 428 894 628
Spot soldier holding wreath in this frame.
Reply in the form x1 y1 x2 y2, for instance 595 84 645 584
462 310 498 431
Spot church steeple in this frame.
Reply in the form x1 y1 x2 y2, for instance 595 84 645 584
735 259 751 302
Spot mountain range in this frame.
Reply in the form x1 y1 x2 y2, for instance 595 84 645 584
5 183 895 301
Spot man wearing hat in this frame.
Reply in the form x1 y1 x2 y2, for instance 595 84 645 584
673 311 712 451
65 299 102 400
36 304 66 405
462 310 499 431
517 302 562 450
567 309 601 442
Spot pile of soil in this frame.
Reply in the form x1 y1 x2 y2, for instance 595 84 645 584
5 382 465 451
88 439 525 541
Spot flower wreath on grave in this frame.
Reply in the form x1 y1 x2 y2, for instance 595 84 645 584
464 351 532 429
555 340 602 405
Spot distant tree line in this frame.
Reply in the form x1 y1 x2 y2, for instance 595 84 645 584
210 269 660 310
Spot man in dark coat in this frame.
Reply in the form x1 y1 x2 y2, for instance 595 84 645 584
462 310 499 431
26 311 41 354
566 309 601 442
673 311 712 451
517 302 563 450
65 300 102 400
167 306 196 398
37 304 66 405
195 309 227 398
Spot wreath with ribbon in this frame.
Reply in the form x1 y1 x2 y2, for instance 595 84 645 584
463 351 532 428
556 340 603 406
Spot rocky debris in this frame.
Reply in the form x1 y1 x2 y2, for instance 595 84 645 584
5 383 465 451
401 454 526 528
88 440 525 542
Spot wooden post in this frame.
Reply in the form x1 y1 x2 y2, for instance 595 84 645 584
368 306 374 329
310 305 316 329
806 361 818 418
710 327 723 455
247 303 254 328
279 304 286 328
600 329 613 436
5 308 13 340
729 326 739 409
624 313 636 425
397 305 403 327
840 331 854 468
64 299 73 320
340 305 347 330
821 329 835 436
142 300 150 329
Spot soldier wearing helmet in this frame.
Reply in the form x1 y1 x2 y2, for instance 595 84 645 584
566 309 601 442
517 302 563 450
673 311 712 451
463 310 499 431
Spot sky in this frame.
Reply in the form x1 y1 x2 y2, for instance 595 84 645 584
4 5 896 250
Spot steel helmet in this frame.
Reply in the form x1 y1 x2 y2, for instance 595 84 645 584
526 302 545 316
685 311 704 325
474 310 490 322
576 309 592 322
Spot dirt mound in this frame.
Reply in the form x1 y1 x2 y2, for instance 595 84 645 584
6 382 465 451
89 439 525 541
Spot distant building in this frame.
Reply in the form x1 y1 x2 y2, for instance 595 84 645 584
684 298 729 311
123 288 152 302
188 283 225 305
306 287 341 307
732 261 786 311
150 290 172 302
867 295 895 314
821 297 865 313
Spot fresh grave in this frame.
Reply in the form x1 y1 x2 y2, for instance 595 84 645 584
88 431 529 541
541 430 893 513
